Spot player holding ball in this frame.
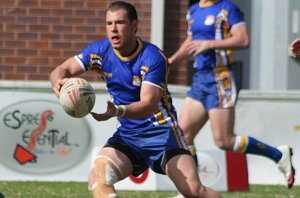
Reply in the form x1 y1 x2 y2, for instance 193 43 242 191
50 1 222 198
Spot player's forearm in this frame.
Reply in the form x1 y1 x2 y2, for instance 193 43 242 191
209 36 249 50
50 58 83 85
168 49 189 65
168 37 192 65
120 101 157 119
210 25 249 50
50 66 68 85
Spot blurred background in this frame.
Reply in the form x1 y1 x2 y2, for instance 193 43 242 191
1 0 300 89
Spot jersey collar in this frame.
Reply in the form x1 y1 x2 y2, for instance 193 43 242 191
113 38 143 61
199 0 220 8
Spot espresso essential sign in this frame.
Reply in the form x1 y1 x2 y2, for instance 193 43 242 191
0 100 92 174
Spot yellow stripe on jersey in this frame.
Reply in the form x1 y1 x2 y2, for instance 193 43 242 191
150 87 177 126
140 66 149 81
214 9 234 67
158 119 167 125
171 124 184 149
162 86 178 123
154 112 166 125
226 49 234 64
189 146 197 156
141 66 149 72
214 66 237 108
89 54 105 75
89 54 102 67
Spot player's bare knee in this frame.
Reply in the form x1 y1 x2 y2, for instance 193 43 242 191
183 133 194 144
214 139 225 149
88 155 122 191
214 138 232 151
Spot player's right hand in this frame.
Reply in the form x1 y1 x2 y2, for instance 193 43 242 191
187 40 212 57
52 78 68 98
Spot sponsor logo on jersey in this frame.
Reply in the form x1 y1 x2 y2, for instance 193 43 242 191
205 15 215 26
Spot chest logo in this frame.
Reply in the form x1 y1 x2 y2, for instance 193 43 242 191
204 15 215 26
133 76 141 86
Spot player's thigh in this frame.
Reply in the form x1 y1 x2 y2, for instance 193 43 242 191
179 97 208 136
208 108 235 141
98 147 133 180
165 154 201 193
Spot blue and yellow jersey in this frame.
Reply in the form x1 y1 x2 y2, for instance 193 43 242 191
74 38 178 131
187 0 245 70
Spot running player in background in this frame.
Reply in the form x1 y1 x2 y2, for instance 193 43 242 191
289 38 300 58
50 1 222 198
168 0 296 194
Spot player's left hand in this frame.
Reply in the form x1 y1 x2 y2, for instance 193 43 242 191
187 40 212 57
91 100 117 121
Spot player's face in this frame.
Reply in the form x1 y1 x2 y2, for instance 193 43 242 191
106 9 137 55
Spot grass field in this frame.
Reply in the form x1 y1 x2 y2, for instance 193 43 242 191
0 181 299 198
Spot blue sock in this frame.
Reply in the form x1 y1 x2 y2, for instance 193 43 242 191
245 136 282 163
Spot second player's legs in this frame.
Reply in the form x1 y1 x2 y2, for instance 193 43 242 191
208 106 295 188
179 97 208 145
208 108 236 151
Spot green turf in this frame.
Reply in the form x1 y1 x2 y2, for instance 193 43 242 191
0 181 299 198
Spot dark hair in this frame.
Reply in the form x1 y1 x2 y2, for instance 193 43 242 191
189 0 199 6
107 1 138 22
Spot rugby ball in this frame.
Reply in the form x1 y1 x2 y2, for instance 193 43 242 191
59 78 95 118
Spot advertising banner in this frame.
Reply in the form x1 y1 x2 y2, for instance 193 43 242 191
0 83 299 189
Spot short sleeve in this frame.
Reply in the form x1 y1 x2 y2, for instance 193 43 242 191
142 48 167 90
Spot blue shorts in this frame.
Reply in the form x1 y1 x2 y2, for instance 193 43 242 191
104 124 190 176
187 65 240 112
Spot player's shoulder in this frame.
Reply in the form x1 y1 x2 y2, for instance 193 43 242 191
141 40 166 60
189 1 199 12
88 38 110 48
141 39 159 51
83 38 111 54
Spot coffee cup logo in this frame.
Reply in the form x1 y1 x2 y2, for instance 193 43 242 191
14 144 37 164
